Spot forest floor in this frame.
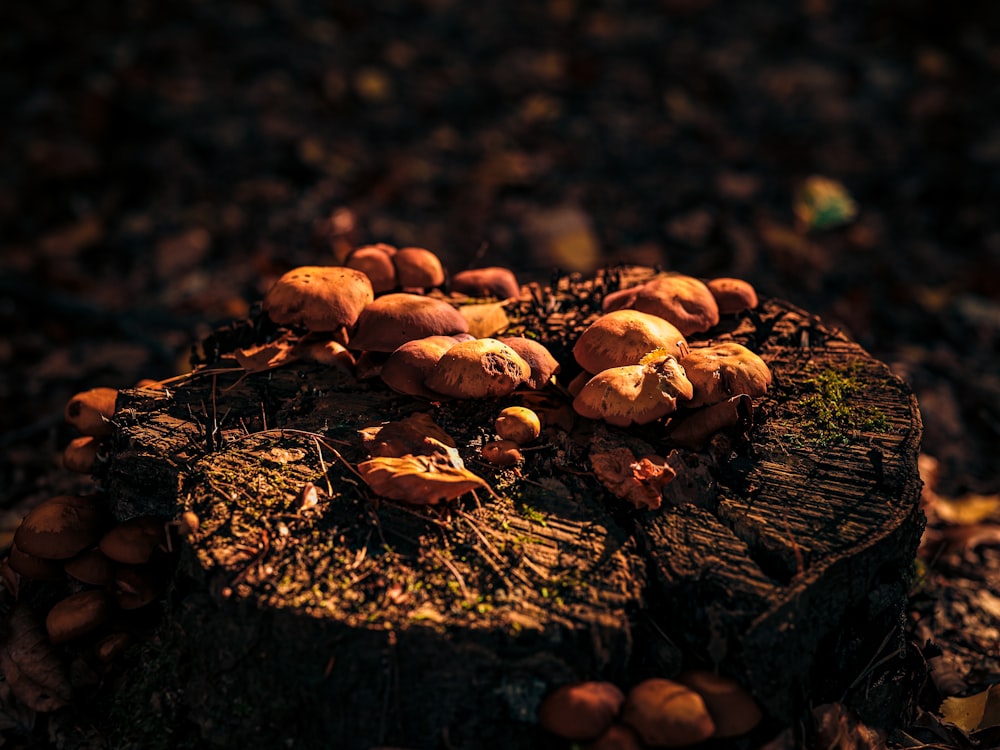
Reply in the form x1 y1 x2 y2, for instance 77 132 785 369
1 0 998 747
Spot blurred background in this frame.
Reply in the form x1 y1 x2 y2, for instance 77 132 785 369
1 0 998 504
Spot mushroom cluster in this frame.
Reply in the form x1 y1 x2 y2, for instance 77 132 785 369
480 405 542 467
537 670 762 748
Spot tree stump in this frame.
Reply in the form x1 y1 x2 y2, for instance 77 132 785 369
102 267 923 749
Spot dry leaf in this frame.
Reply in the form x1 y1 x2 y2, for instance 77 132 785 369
360 413 458 460
941 685 1000 733
357 454 491 505
0 604 71 712
794 176 858 231
234 335 300 373
590 447 676 510
932 493 1000 526
813 703 887 750
457 302 510 338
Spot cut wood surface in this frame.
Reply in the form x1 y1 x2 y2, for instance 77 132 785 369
103 267 923 749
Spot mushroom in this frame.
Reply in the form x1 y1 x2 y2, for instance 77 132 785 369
538 681 626 741
665 395 752 450
113 565 163 610
64 387 118 437
62 435 101 474
95 631 131 663
573 355 692 427
451 267 520 299
621 678 715 748
676 669 763 739
603 275 719 336
99 516 166 565
379 335 465 398
495 406 541 445
295 339 356 374
574 310 689 374
349 293 469 353
497 337 560 389
7 544 65 581
584 723 644 750
393 247 445 290
481 440 523 466
13 494 106 561
345 243 398 293
64 548 116 586
424 338 531 399
262 266 374 333
706 277 759 315
680 342 772 408
46 589 114 645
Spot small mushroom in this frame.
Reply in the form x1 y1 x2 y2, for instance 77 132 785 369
262 266 374 333
46 589 113 645
538 681 626 741
345 244 398 293
621 678 715 748
495 407 541 445
349 293 469 353
665 395 752 450
64 548 116 586
7 544 65 581
380 335 465 398
681 343 772 408
62 435 101 474
99 516 166 565
64 387 118 437
676 669 763 739
574 310 689 374
497 337 560 389
393 247 445 290
451 267 520 299
481 440 523 466
94 631 132 663
706 277 759 315
113 565 163 610
584 723 644 750
425 338 531 399
603 275 719 336
13 494 106 561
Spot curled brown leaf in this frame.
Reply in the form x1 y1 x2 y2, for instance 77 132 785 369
357 454 491 505
590 447 676 510
0 604 71 712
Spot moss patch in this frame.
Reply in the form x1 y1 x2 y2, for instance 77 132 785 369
798 363 889 445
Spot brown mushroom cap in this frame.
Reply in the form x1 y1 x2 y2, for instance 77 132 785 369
676 669 763 738
424 338 530 399
603 275 720 336
7 544 66 581
681 342 772 408
574 310 689 375
584 723 644 750
114 565 163 610
706 277 759 315
350 293 469 352
345 244 399 294
481 440 524 466
95 631 132 663
13 494 106 560
380 335 465 398
64 387 118 437
538 681 626 741
451 267 520 299
63 435 101 473
46 589 113 644
621 678 716 748
573 364 684 427
262 266 374 332
99 516 166 565
64 548 116 586
495 406 542 445
393 247 445 289
497 337 561 389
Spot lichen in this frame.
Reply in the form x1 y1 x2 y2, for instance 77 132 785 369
799 363 889 445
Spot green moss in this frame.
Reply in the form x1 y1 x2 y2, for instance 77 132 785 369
799 364 889 445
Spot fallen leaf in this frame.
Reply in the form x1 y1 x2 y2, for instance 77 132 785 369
360 413 459 461
941 684 1000 733
812 702 887 750
932 493 1000 526
590 446 676 510
794 175 858 232
357 454 491 505
234 335 300 373
458 302 510 338
0 604 71 712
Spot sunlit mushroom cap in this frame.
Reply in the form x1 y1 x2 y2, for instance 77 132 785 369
495 406 541 444
350 293 469 352
393 247 445 289
538 681 626 741
46 589 113 644
263 266 374 332
574 310 689 374
64 387 118 437
452 267 520 299
424 338 531 398
621 678 715 748
573 364 682 427
676 669 762 739
13 494 106 560
603 275 719 336
681 342 772 408
380 335 465 398
345 244 398 294
706 277 759 315
498 337 560 389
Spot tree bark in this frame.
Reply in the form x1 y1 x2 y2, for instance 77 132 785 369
103 267 923 749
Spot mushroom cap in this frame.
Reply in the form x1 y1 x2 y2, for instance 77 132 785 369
639 349 695 402
603 275 719 336
7 544 66 581
424 338 530 399
584 723 644 750
681 342 772 408
345 245 398 294
706 277 759 315
497 337 561 389
63 435 101 473
64 548 116 586
621 678 715 747
676 669 763 738
573 365 682 427
263 266 374 332
99 516 166 565
46 589 114 645
574 310 689 374
451 267 520 299
64 387 118 437
13 494 106 560
481 440 524 466
380 335 465 398
495 406 542 445
393 247 445 289
114 565 163 609
350 293 469 352
95 631 132 663
538 681 626 741
295 339 356 373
